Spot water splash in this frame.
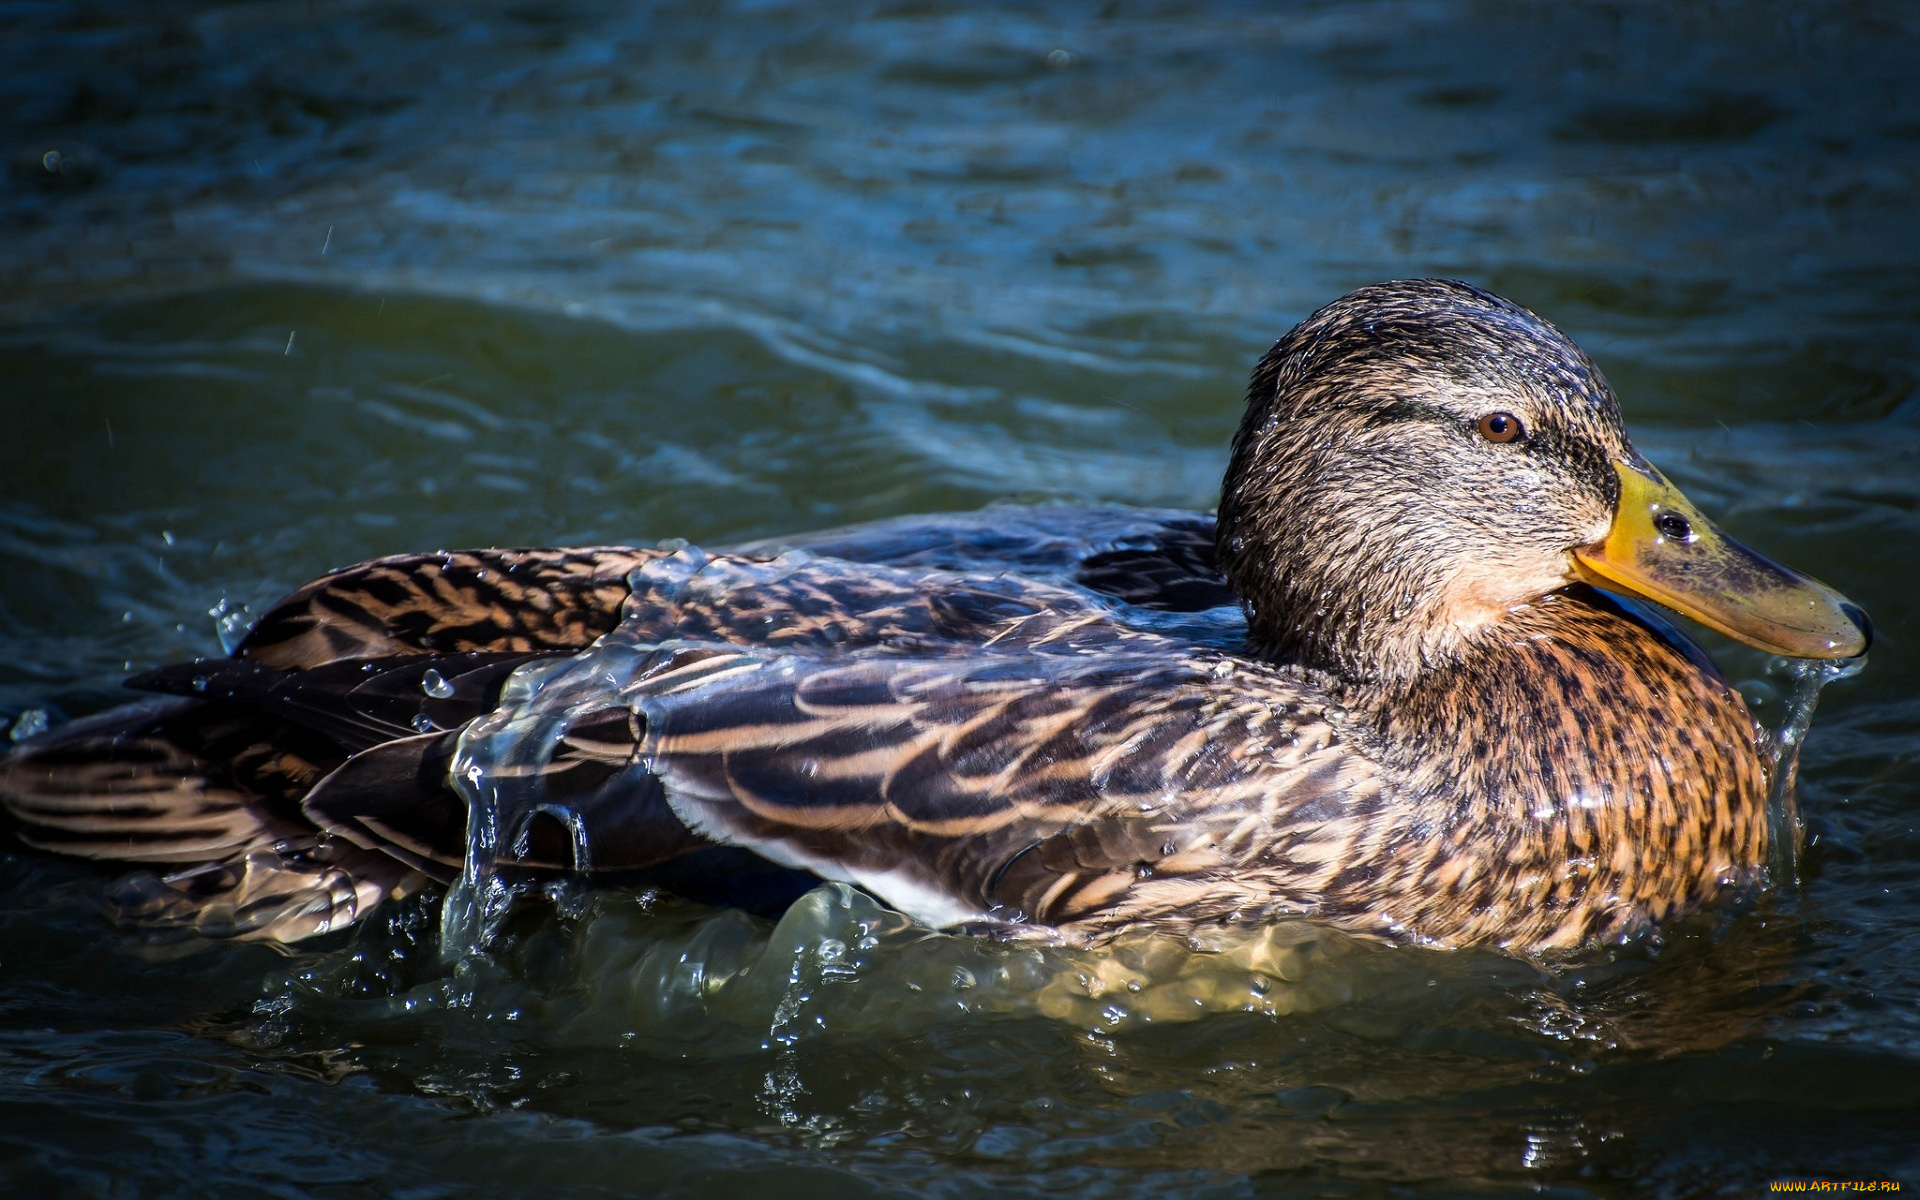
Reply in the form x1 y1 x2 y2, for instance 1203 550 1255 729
533 884 1398 1042
208 598 253 655
7 708 49 743
441 656 580 963
1762 653 1867 886
434 546 743 963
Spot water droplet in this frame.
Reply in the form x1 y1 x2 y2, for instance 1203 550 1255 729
951 967 976 991
190 675 210 693
42 150 63 173
411 712 436 733
1046 48 1075 70
208 598 251 654
421 668 456 699
9 708 50 742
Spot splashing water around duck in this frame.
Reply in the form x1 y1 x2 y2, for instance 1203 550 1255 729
1763 653 1867 887
442 654 582 965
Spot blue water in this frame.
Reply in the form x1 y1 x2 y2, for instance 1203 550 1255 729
2 2 1917 1195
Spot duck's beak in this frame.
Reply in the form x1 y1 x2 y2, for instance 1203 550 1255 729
1571 459 1870 659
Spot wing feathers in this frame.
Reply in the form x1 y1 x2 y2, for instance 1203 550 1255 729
4 512 1358 943
238 547 652 667
604 637 1373 935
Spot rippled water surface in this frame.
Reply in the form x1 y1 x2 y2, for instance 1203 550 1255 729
3 2 1919 1196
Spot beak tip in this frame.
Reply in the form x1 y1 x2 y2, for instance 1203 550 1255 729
1839 601 1873 657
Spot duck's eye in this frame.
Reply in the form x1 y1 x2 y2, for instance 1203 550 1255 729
1475 411 1525 444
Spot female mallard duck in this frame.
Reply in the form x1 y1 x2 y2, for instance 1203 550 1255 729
0 279 1869 954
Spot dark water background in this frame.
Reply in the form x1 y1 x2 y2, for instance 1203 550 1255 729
3 2 1919 1196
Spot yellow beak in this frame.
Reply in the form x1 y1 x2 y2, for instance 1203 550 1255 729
1572 460 1869 659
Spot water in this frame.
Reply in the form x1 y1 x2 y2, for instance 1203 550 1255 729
1763 655 1871 889
3 1 1919 1195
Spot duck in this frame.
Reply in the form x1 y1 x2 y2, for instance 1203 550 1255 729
0 279 1870 954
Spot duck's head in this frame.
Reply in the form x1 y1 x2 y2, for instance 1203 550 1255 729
1216 279 1869 681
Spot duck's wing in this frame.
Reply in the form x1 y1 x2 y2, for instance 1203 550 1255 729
1073 518 1231 611
1 512 1251 941
9 648 535 870
266 554 1147 885
0 696 425 940
236 546 656 667
2 546 664 940
469 630 1385 937
748 505 1235 612
641 648 1382 934
293 548 1362 937
0 541 1020 937
230 506 1233 672
0 640 785 938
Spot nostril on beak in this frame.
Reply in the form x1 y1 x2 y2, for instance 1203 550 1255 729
1839 602 1873 655
1654 511 1694 543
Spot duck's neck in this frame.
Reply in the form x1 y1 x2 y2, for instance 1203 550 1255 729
1336 587 1773 948
1241 559 1553 688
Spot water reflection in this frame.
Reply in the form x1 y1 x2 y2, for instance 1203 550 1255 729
215 878 1854 1184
